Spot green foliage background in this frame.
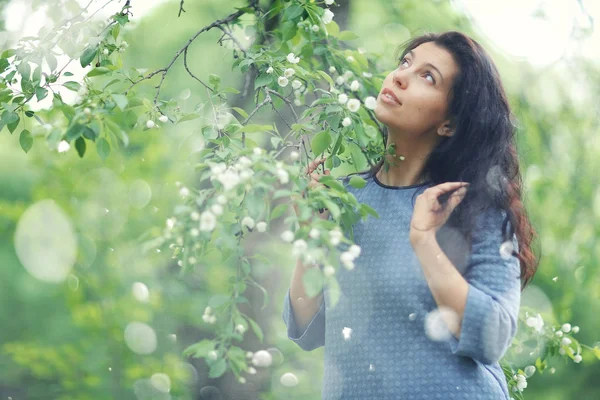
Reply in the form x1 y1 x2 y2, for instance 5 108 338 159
0 0 599 399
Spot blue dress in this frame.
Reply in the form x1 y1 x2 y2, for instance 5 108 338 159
283 173 521 399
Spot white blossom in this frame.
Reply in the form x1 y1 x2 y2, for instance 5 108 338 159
190 211 200 221
280 372 298 387
57 140 71 153
347 98 360 112
252 350 273 367
362 72 373 78
329 228 342 246
242 216 255 230
253 147 263 156
121 41 128 48
346 55 355 63
216 167 241 191
350 80 360 91
208 350 218 360
336 76 345 85
309 228 320 239
561 337 572 346
292 79 302 89
284 68 295 78
294 98 302 106
278 76 289 87
323 265 335 277
188 256 196 264
524 365 536 377
103 48 109 55
311 24 320 32
204 306 212 315
289 150 300 160
343 70 354 79
342 117 352 127
572 326 579 333
276 168 289 184
256 221 267 232
325 0 335 5
146 120 155 129
199 211 217 232
526 313 544 333
561 323 571 333
364 96 377 110
555 330 563 337
238 377 246 384
292 239 308 257
179 187 190 197
235 324 246 334
322 9 334 24
286 53 300 64
159 115 168 123
329 66 336 73
190 228 199 237
340 251 354 263
281 230 294 243
338 93 348 104
559 347 566 355
266 66 274 74
573 354 582 363
516 373 527 391
342 327 353 340
247 367 257 374
348 244 361 258
84 107 91 115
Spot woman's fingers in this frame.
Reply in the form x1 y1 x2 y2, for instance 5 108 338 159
306 157 327 174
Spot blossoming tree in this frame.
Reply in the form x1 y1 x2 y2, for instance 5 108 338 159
1 0 599 398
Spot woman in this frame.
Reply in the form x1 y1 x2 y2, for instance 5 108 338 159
284 31 540 399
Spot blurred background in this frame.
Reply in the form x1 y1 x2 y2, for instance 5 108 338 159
1 0 599 399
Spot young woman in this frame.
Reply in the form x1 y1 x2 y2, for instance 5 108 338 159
284 31 539 399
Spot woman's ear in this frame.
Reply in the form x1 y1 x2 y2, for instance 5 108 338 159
437 121 455 137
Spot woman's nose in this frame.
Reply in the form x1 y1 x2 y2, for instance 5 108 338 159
393 69 408 89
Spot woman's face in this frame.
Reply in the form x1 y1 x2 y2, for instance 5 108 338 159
374 41 459 137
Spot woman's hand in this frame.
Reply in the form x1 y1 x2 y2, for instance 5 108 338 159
291 156 331 226
409 182 470 245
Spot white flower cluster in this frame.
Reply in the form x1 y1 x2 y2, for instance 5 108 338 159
339 244 361 270
202 306 217 324
511 372 527 393
525 313 544 333
118 40 128 53
251 349 273 367
235 324 246 335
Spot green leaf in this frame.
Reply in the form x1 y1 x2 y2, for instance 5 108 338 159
248 318 264 343
111 24 120 41
66 123 83 141
96 137 110 160
80 45 98 68
1 49 15 58
19 129 33 153
209 294 231 308
349 175 367 189
284 4 304 20
360 203 379 218
86 67 111 77
208 359 227 378
270 203 288 220
302 267 324 298
209 74 220 90
232 107 248 119
63 81 82 92
254 73 273 90
35 86 48 101
323 199 341 219
75 136 86 157
183 339 214 358
7 114 20 133
238 124 273 133
0 58 9 74
326 277 341 308
316 70 335 88
111 94 128 111
311 129 331 156
339 30 360 41
176 113 201 124
63 72 74 76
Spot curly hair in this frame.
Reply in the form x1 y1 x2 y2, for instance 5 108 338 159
345 31 540 290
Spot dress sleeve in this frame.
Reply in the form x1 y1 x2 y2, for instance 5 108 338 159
448 207 521 365
282 287 326 351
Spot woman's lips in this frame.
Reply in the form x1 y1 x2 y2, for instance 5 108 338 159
381 88 401 105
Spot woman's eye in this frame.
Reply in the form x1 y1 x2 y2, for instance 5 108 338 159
400 58 409 67
425 73 435 84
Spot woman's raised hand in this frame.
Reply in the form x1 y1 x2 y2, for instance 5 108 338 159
292 156 331 225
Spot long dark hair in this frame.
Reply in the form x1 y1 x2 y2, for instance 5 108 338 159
345 31 539 290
